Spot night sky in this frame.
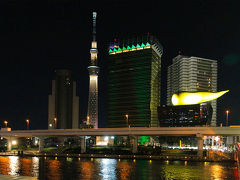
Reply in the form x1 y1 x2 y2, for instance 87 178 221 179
0 0 239 130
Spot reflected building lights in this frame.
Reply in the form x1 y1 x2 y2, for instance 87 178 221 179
9 156 19 176
32 157 39 177
47 160 62 180
20 158 32 176
100 159 117 180
77 161 93 180
117 160 133 180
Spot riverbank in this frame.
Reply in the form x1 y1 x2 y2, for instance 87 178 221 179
0 151 235 162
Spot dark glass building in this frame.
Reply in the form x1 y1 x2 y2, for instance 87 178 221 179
48 69 79 129
158 104 212 127
107 36 163 127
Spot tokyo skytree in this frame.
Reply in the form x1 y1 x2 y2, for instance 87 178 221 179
87 12 99 128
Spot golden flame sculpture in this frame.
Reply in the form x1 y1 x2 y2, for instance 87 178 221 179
171 90 229 106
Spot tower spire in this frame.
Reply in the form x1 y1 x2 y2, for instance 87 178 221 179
90 12 98 66
92 12 97 41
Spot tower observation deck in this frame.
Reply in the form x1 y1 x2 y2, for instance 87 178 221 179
87 12 99 128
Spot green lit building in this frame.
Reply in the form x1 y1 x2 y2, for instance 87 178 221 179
107 36 163 127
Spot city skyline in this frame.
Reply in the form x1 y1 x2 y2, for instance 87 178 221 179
0 0 239 129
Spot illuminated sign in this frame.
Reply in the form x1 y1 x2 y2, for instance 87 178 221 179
108 42 151 55
172 90 229 105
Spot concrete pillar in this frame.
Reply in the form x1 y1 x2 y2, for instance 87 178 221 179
131 136 138 154
211 136 214 146
80 136 86 153
7 137 12 151
38 137 45 153
196 134 203 158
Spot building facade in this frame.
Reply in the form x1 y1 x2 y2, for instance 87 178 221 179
158 104 212 127
48 69 79 129
107 36 163 127
167 55 217 126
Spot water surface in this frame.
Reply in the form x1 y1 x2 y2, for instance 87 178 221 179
0 156 238 179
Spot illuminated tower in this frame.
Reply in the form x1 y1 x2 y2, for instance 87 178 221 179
87 12 99 128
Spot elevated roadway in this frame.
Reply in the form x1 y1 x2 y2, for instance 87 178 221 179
1 127 240 137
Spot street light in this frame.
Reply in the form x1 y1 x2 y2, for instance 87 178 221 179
226 110 230 126
4 120 8 128
26 119 30 130
125 114 130 128
54 117 57 129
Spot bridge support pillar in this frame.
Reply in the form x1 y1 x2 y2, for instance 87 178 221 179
6 137 12 151
131 136 138 154
80 136 86 153
196 134 203 158
38 137 45 153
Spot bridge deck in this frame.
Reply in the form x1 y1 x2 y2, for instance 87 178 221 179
1 127 240 137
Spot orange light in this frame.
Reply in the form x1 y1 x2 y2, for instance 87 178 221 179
4 120 8 127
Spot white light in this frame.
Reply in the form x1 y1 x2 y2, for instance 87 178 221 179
12 140 17 145
49 124 52 127
90 75 98 81
104 136 109 141
111 136 114 139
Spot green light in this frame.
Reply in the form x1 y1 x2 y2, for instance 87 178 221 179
131 45 136 49
118 47 122 51
109 49 113 53
136 44 140 48
138 136 150 145
141 43 145 47
127 46 131 50
146 42 151 46
113 48 117 52
122 46 126 50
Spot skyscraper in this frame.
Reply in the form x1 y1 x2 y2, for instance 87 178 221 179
167 55 217 126
107 35 163 127
48 69 79 129
87 12 99 128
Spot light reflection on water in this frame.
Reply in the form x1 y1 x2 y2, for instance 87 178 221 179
0 156 238 179
9 156 19 176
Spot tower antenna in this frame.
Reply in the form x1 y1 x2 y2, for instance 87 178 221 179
92 12 97 41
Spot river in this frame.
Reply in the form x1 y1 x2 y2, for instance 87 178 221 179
0 156 238 179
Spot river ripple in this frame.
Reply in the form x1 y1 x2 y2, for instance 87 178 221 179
0 156 238 179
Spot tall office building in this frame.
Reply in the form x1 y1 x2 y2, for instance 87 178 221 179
167 55 217 126
48 69 79 129
87 12 99 128
107 35 163 127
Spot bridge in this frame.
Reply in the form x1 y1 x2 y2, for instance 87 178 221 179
1 127 240 157
1 127 240 136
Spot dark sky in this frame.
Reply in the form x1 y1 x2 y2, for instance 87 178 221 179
0 0 239 130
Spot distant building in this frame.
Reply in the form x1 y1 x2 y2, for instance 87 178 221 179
48 69 79 129
167 55 217 126
107 35 163 127
158 104 212 127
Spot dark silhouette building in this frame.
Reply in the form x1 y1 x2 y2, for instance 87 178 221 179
48 69 79 129
158 104 212 127
107 35 163 127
